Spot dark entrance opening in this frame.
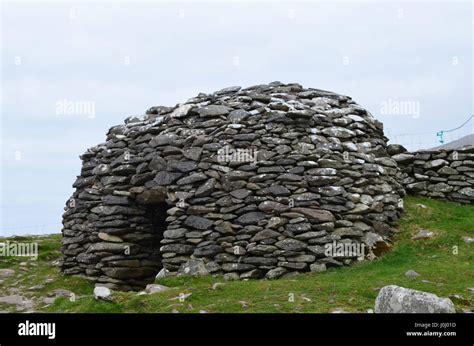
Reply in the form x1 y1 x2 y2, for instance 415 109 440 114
140 201 169 285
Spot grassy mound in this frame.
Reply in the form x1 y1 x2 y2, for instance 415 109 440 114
0 196 472 313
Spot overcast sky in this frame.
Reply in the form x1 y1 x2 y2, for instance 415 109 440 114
1 1 472 236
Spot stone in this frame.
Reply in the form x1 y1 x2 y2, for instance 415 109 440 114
154 171 183 185
164 228 187 239
286 223 312 233
98 232 123 243
458 187 474 198
87 242 136 254
290 208 335 222
251 229 280 242
307 245 326 256
94 286 112 300
318 186 346 197
240 269 263 279
267 217 286 229
197 105 231 117
102 267 156 279
438 166 458 175
387 144 407 155
161 244 194 255
230 189 250 199
215 222 234 234
258 201 290 214
183 147 203 161
263 185 291 196
310 263 327 272
411 230 434 240
361 232 384 247
405 270 421 278
322 127 356 139
333 228 363 237
265 267 288 279
424 159 448 170
462 236 474 244
184 216 214 230
242 257 277 266
177 173 207 185
295 231 328 240
212 282 225 290
0 295 33 309
217 85 241 94
102 195 129 205
392 153 414 164
146 284 170 294
174 161 198 173
92 164 110 175
156 268 174 279
0 269 15 278
169 104 194 118
275 238 307 251
229 109 249 122
136 187 167 204
193 245 222 257
235 212 266 225
350 204 370 214
222 263 254 272
150 134 177 147
195 178 216 197
374 285 455 313
428 183 453 193
406 181 428 192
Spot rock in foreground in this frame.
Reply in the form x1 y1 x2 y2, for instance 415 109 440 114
375 285 455 313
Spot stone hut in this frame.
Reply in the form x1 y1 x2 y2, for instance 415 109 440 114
61 82 406 291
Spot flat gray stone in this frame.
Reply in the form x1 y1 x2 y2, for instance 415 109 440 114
146 284 170 294
0 269 15 278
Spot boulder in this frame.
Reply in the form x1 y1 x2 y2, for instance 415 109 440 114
178 259 209 276
94 286 112 300
374 285 455 313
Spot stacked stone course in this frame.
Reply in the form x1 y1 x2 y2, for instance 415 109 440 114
390 145 474 204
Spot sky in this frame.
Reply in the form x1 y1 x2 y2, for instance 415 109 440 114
1 0 472 236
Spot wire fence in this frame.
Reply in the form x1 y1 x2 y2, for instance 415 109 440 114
386 115 474 152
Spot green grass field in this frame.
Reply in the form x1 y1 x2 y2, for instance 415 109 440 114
0 196 473 313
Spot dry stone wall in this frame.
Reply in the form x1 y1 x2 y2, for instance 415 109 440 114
61 82 406 291
390 145 474 204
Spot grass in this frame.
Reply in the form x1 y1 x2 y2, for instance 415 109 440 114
0 196 472 313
